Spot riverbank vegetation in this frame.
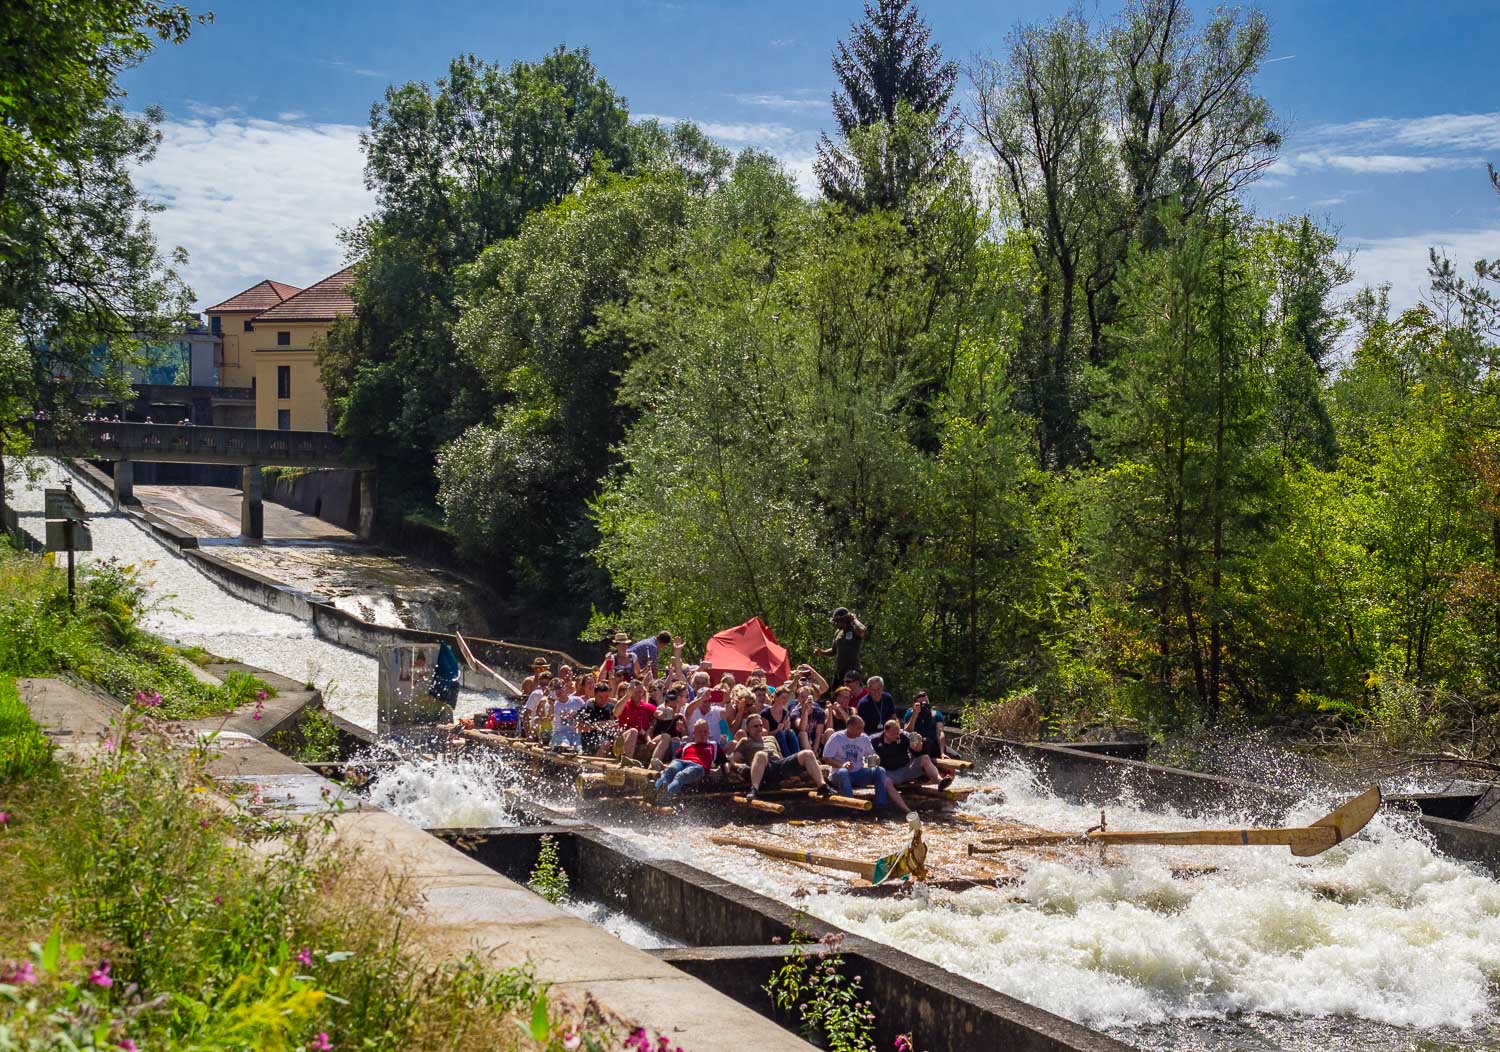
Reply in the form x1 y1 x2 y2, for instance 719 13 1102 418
313 0 1500 758
0 705 648 1051
0 545 268 719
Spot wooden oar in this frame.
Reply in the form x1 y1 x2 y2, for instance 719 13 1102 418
710 814 929 885
968 787 1382 859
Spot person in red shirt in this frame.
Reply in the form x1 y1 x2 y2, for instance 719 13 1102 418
654 719 719 801
613 680 658 763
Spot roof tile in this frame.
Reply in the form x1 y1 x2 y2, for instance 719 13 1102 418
204 279 302 314
252 266 357 323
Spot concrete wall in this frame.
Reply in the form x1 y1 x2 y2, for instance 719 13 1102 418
264 468 360 532
207 314 257 388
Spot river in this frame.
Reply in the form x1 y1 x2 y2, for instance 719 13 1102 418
11 457 1500 1051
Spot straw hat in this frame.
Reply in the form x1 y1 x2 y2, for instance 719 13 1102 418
530 656 551 671
612 631 631 644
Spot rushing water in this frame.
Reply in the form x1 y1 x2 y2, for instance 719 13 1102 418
12 458 1499 1050
8 459 381 725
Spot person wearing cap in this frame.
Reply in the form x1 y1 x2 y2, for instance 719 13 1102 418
902 690 947 758
727 713 833 801
873 718 951 789
820 714 905 812
645 685 686 770
814 607 867 683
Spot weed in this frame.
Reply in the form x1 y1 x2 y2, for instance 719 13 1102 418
528 834 570 903
764 930 875 1052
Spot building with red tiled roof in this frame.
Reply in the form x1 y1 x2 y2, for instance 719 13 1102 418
203 279 303 393
203 279 302 315
252 266 356 324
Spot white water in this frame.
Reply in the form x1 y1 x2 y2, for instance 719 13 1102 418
8 459 379 725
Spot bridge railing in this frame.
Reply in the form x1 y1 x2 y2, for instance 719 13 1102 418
24 420 370 469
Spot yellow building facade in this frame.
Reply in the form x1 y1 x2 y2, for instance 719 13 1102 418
201 269 355 432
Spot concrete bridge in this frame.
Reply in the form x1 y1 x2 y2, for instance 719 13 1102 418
19 420 375 540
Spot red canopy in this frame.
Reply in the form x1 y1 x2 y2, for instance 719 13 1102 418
702 617 791 687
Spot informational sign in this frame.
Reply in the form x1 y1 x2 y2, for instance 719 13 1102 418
44 488 88 522
45 520 92 552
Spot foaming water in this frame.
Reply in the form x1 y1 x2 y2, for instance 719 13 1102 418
560 901 682 950
359 747 522 829
610 756 1500 1044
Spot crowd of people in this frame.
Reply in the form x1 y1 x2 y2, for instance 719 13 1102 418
513 610 953 812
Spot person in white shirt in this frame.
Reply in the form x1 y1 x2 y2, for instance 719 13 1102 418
550 689 583 750
820 715 902 810
521 671 552 739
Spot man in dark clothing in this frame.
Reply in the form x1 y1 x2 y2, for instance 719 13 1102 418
815 607 867 682
855 673 896 731
580 683 618 756
902 690 947 758
872 719 951 789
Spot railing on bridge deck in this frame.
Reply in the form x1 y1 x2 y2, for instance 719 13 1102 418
24 420 372 469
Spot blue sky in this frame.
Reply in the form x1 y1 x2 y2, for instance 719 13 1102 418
121 0 1500 313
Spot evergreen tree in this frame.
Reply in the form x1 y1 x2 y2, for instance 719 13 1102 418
814 0 959 214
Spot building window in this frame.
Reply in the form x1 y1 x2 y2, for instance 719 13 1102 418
277 365 291 399
277 410 291 431
277 331 290 346
243 319 254 333
210 316 221 335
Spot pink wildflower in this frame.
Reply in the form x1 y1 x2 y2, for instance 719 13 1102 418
308 1033 333 1051
895 1036 912 1052
255 689 268 701
3 960 37 985
102 738 115 752
296 947 313 967
88 960 113 988
117 1040 138 1052
562 1034 582 1051
0 811 9 826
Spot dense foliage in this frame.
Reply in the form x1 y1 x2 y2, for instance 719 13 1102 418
321 1 1500 751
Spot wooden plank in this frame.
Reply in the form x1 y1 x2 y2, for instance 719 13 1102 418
732 795 787 814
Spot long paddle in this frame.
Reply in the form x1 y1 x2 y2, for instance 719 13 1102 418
968 786 1382 859
710 814 929 885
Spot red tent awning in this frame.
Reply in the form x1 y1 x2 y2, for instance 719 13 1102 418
702 616 791 687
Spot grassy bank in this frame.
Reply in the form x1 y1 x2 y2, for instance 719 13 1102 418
0 545 269 719
0 709 637 1051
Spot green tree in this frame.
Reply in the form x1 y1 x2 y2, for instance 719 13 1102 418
1085 211 1274 718
326 47 634 519
814 0 960 214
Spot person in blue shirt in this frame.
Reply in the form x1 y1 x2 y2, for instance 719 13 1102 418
902 689 946 758
855 674 896 731
628 631 673 674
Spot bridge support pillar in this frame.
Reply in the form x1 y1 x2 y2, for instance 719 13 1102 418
112 461 133 508
357 470 377 541
240 466 263 540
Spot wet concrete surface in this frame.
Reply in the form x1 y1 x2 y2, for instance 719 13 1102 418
131 483 495 633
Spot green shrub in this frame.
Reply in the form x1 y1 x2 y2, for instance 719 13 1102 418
528 834 570 904
0 675 52 782
266 708 341 764
0 711 646 1051
764 929 876 1052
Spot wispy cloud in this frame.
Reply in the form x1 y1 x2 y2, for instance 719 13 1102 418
1308 112 1500 152
276 110 307 122
320 58 386 80
1350 223 1500 310
134 115 372 310
730 90 827 111
1292 151 1482 175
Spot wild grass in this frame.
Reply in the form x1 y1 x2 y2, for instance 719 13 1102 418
0 712 640 1051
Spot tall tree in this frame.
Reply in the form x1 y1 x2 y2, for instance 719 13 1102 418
325 47 634 518
969 0 1279 465
0 0 202 462
814 0 959 214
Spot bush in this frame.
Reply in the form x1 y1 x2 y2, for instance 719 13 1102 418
0 711 652 1051
528 834 570 904
266 708 341 764
0 676 51 782
0 549 271 720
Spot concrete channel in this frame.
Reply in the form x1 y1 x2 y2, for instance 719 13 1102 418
431 816 1131 1052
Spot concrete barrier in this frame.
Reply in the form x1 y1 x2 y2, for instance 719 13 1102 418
437 824 1130 1052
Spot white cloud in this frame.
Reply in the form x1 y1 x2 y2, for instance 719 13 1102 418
730 91 827 111
1349 224 1500 310
135 116 371 311
276 110 307 121
1309 112 1500 152
638 114 820 195
1292 151 1482 174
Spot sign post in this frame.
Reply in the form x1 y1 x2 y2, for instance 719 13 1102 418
43 484 91 611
